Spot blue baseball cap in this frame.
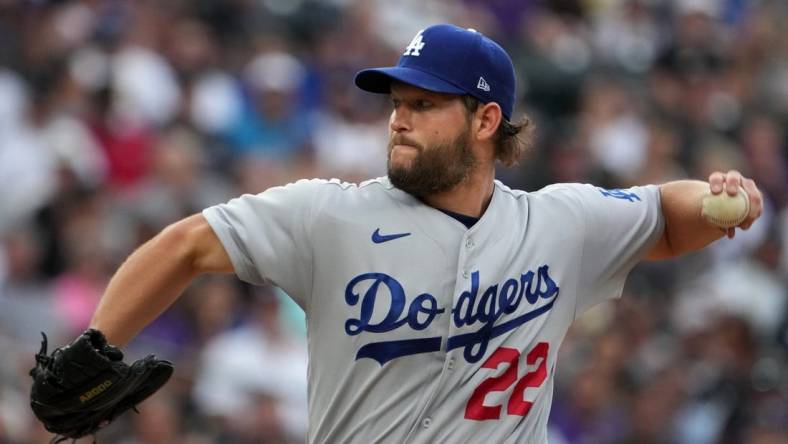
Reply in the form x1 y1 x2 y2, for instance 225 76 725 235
355 24 516 120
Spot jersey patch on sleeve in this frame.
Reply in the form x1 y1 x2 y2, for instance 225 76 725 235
596 187 642 202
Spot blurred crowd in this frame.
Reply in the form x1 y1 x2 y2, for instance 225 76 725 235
0 0 786 443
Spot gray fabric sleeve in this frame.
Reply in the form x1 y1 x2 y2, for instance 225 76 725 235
573 183 664 316
201 179 318 309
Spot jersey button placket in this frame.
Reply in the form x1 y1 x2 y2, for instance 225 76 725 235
461 236 474 278
421 417 432 428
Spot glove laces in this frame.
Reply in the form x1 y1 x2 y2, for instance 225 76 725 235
32 333 52 371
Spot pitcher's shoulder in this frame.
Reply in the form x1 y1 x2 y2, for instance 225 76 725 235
494 181 590 205
528 182 611 204
301 176 393 193
277 177 382 196
303 177 406 212
527 183 659 216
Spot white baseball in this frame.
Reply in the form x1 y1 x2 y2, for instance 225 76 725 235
701 186 750 228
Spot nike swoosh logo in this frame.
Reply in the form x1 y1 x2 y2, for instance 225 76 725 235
372 228 411 244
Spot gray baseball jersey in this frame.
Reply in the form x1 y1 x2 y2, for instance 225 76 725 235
202 177 663 443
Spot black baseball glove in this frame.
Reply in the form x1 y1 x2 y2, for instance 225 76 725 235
29 328 173 441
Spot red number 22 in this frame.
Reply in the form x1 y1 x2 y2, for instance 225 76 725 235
464 342 549 421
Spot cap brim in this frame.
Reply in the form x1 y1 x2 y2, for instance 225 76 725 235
355 67 466 95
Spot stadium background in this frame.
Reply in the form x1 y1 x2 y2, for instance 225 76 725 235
0 0 786 443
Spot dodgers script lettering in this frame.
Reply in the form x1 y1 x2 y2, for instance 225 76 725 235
344 266 560 365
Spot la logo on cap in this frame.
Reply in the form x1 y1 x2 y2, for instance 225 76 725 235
403 30 425 56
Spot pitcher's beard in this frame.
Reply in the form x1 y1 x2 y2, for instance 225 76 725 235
388 128 476 198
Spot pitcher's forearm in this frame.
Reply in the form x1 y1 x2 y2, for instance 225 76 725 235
648 172 763 260
90 214 233 346
90 225 200 346
659 180 725 254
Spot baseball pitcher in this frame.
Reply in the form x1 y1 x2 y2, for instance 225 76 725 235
29 24 763 443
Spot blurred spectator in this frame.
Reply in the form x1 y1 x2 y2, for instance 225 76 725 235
591 0 662 74
184 275 243 348
51 191 114 337
310 77 388 181
129 125 234 230
739 114 788 208
580 77 649 183
193 286 308 443
674 224 786 340
635 117 688 185
118 389 213 444
223 50 314 162
0 226 64 347
0 69 58 238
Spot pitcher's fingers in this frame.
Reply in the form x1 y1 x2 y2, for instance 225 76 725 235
741 178 762 218
724 170 742 196
709 171 725 194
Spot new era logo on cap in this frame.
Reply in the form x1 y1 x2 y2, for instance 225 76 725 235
354 24 517 120
477 77 490 92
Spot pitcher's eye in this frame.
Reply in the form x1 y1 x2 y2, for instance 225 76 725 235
414 100 433 110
